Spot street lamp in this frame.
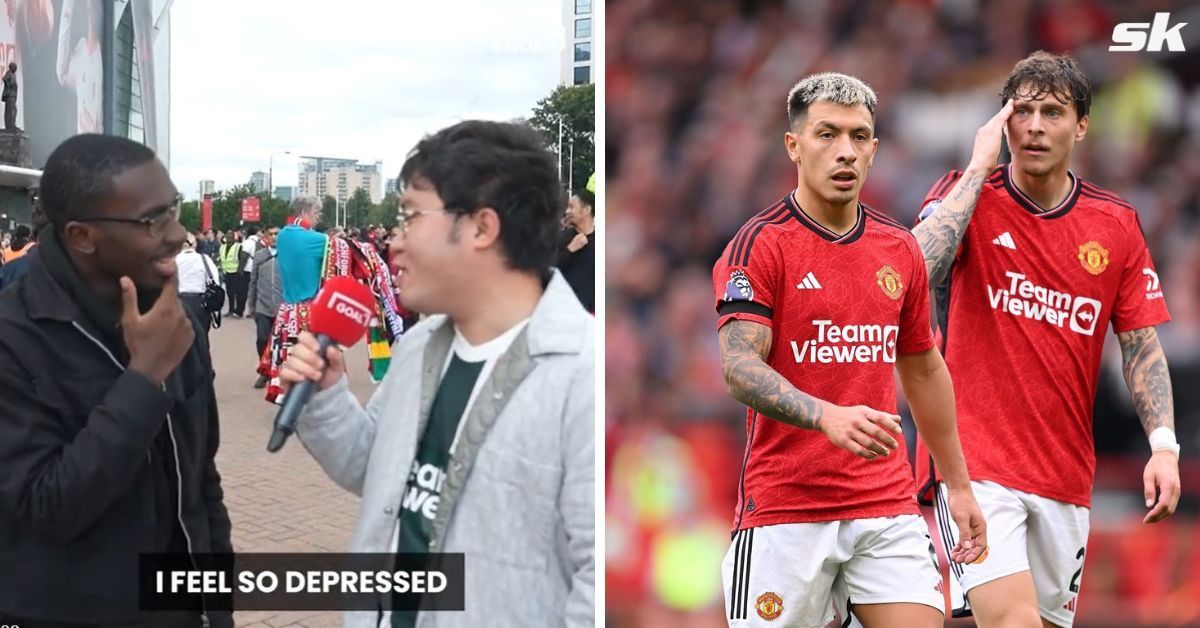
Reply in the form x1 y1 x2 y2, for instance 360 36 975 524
267 150 292 198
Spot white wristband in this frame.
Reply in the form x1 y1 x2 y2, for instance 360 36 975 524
1149 427 1180 457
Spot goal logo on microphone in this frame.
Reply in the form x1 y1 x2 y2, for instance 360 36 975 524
326 291 372 328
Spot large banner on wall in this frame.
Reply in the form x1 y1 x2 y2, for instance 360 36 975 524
16 0 104 167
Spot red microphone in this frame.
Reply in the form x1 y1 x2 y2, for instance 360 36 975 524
267 276 375 452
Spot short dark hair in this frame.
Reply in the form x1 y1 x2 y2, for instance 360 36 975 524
399 120 561 274
246 225 260 236
574 188 595 216
1001 51 1092 119
40 134 157 227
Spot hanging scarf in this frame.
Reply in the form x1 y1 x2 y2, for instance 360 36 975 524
260 233 405 402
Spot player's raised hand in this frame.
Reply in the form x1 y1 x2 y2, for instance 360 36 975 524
122 274 195 385
968 99 1014 173
945 486 988 564
1143 450 1181 524
819 404 903 460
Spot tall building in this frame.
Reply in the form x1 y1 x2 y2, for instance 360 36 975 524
296 157 383 204
561 0 593 85
273 186 294 202
385 178 399 195
199 180 216 197
249 171 268 194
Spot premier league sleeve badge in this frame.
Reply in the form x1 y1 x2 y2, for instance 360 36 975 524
724 269 754 302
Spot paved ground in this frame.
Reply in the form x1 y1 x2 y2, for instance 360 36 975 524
209 315 377 627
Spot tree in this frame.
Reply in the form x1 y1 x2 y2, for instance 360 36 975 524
321 195 338 227
366 192 399 227
346 188 372 229
180 200 200 233
183 185 295 232
528 83 595 193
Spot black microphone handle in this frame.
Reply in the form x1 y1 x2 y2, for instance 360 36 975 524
266 334 336 452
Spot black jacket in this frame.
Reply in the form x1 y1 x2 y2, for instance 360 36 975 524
558 230 595 313
0 231 231 627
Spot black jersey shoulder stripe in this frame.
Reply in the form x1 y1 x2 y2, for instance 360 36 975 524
863 206 909 231
727 201 787 266
728 201 787 265
938 169 965 197
931 169 963 199
1080 189 1135 211
926 171 955 198
1081 188 1133 208
1080 180 1132 202
1080 183 1135 210
737 207 795 266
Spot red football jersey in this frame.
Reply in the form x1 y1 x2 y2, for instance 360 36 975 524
915 165 1170 508
712 192 935 531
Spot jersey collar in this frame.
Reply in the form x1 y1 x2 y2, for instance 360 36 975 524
785 191 866 244
1002 163 1081 219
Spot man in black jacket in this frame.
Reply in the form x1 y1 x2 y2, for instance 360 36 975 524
0 134 232 627
558 188 595 313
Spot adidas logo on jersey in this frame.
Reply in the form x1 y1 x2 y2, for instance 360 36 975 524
992 232 1017 249
796 272 822 290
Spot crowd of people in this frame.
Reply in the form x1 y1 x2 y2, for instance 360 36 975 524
606 0 1200 626
0 188 597 401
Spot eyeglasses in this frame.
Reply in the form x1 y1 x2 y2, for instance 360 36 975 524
396 206 460 234
75 195 183 238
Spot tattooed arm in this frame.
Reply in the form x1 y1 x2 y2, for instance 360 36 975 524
718 319 903 460
1117 326 1181 523
718 319 824 430
1119 327 1175 435
912 100 1014 285
912 170 986 285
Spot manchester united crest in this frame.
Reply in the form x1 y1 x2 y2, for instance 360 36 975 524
755 591 783 621
876 265 903 300
1077 241 1109 275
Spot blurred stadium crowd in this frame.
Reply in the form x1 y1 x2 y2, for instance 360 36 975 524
605 0 1200 625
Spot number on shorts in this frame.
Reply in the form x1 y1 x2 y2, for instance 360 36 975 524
1068 547 1085 593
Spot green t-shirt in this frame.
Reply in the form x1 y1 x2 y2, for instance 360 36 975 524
390 321 528 626
396 354 484 555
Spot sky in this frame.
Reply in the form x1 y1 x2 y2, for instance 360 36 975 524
169 0 565 200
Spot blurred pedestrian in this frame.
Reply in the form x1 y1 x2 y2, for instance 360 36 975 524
247 226 281 388
175 232 221 335
558 188 595 313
